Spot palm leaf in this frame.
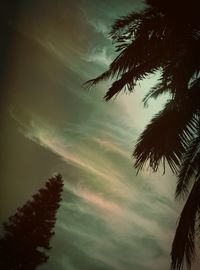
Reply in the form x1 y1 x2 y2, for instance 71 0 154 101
142 80 172 107
134 76 200 173
176 129 200 199
110 12 142 40
104 60 160 101
133 98 199 173
171 178 200 270
83 3 200 269
83 70 112 89
84 10 168 92
103 71 135 101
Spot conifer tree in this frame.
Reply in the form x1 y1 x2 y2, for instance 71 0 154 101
0 174 64 270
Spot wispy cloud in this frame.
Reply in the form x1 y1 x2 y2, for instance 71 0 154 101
12 114 179 270
83 47 112 66
5 1 183 269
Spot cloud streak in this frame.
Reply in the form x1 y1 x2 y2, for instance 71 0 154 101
16 115 178 270
2 1 187 269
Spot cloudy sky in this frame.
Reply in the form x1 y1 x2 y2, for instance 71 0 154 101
1 0 199 269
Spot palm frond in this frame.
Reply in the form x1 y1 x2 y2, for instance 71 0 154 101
84 47 162 100
133 98 198 173
84 10 170 94
176 128 200 199
142 80 171 107
83 70 112 89
104 60 160 101
171 178 200 270
110 12 142 39
190 77 200 91
103 71 135 101
83 41 140 90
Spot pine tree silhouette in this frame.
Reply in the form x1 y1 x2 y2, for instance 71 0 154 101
0 174 64 270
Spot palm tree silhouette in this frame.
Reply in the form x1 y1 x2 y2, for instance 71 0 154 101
84 0 200 269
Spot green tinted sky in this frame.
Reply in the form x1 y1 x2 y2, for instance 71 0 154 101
1 0 199 269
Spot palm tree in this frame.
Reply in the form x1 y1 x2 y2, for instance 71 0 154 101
84 0 200 269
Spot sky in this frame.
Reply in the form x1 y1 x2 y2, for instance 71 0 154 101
0 0 199 269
